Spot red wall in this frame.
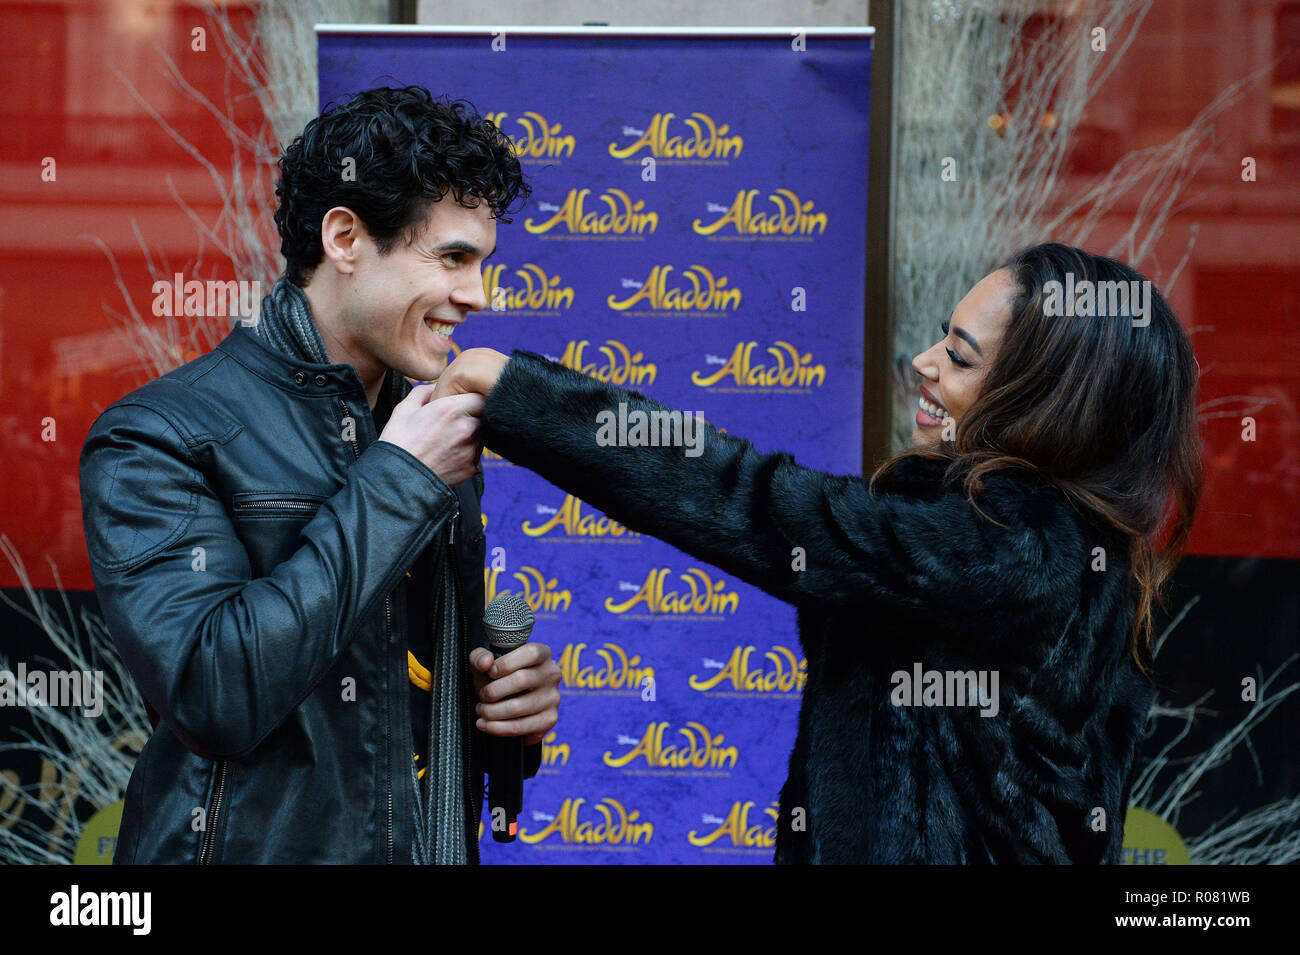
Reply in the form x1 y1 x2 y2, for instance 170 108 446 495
0 1 1295 597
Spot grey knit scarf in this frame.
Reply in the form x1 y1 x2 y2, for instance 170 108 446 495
250 277 468 865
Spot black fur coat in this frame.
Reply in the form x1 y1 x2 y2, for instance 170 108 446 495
481 350 1156 864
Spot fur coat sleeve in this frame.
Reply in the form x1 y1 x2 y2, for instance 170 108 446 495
482 350 1095 641
481 349 1155 864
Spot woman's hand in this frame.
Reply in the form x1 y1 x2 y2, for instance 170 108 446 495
432 348 509 401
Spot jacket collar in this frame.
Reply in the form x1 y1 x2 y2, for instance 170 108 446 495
218 278 409 409
248 276 331 364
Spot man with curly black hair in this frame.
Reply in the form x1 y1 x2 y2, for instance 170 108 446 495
79 86 559 864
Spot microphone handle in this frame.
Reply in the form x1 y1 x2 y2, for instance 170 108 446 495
486 643 525 843
488 732 523 843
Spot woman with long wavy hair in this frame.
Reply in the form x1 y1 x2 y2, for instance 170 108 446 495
438 241 1203 864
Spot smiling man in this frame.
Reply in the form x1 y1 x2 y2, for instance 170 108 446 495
79 87 560 864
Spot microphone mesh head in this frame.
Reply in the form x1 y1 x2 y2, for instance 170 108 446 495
484 593 534 651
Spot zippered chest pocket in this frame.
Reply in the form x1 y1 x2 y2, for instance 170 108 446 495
232 492 329 518
231 492 328 578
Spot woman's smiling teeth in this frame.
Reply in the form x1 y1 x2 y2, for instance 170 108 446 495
919 395 948 421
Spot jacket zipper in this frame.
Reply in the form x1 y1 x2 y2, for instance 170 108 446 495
233 499 319 511
339 399 361 463
340 396 394 863
198 761 227 864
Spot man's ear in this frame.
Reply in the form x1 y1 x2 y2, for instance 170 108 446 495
319 206 364 275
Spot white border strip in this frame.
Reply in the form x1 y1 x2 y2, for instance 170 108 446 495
315 24 874 37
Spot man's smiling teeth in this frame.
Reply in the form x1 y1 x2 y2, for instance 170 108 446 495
919 396 948 420
425 318 456 339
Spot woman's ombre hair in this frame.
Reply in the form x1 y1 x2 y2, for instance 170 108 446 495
873 242 1203 675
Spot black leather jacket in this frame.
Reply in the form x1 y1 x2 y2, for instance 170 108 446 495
79 323 536 864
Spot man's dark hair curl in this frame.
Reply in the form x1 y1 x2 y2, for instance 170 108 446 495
274 86 530 286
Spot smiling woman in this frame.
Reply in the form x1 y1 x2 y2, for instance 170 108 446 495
884 242 1203 678
439 240 1204 864
909 267 1013 441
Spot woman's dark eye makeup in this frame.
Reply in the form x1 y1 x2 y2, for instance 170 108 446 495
941 321 971 368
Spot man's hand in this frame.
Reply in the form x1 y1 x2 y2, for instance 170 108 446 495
469 643 561 747
378 385 484 486
432 348 510 401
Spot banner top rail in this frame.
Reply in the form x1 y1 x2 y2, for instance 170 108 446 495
315 24 875 37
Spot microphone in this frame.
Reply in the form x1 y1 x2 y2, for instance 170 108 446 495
482 593 535 842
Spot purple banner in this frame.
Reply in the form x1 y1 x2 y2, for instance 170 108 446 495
319 26 872 863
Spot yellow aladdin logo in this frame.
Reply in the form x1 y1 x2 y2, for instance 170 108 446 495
483 263 575 313
485 111 576 160
607 265 740 313
605 567 740 616
690 646 807 694
608 112 743 159
557 642 655 692
689 801 779 848
692 342 827 389
523 494 640 539
525 189 658 235
541 730 570 768
554 339 658 387
694 189 827 236
604 721 738 770
484 566 572 614
520 797 654 846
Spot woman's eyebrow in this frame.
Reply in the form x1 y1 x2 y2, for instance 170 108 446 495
951 324 983 357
